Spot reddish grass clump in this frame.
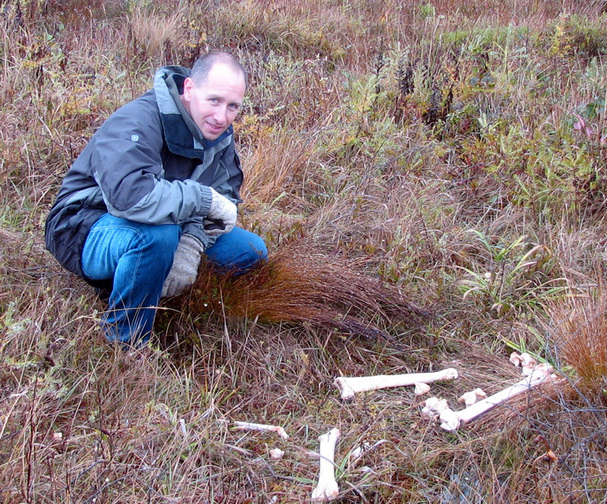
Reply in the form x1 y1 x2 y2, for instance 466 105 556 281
180 241 431 348
546 290 607 392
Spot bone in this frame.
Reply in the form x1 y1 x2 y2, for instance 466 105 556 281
422 397 461 431
334 368 458 400
509 351 538 375
269 448 285 459
421 396 446 420
233 421 289 440
458 388 487 407
426 365 554 431
349 441 371 461
311 428 340 501
414 382 432 395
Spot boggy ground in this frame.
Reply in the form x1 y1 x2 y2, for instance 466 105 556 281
1 0 607 502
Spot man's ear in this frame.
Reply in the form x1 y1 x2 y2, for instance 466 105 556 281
182 77 194 100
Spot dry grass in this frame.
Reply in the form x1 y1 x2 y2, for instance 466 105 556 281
545 288 607 391
2 0 607 502
127 6 183 63
173 241 431 351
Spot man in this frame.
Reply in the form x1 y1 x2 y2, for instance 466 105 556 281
45 51 268 346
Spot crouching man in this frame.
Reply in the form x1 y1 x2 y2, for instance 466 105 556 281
45 50 267 346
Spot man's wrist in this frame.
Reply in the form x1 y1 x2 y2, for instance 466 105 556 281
198 185 213 216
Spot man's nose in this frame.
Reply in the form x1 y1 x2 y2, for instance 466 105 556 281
214 105 228 125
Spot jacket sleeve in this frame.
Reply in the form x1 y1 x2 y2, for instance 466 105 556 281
90 100 213 227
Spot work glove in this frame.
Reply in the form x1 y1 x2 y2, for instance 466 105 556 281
204 187 237 236
161 234 205 297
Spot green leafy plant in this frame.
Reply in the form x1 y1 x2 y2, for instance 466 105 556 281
458 230 564 317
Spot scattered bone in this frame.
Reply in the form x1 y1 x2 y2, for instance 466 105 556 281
425 365 554 431
458 388 487 407
421 397 445 420
509 351 538 375
311 428 340 501
233 421 289 440
349 445 364 460
349 441 371 461
334 368 459 400
439 407 461 431
421 397 461 431
509 351 536 368
414 382 432 395
451 365 553 430
270 448 285 459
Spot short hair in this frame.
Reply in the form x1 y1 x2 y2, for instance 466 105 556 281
191 50 248 88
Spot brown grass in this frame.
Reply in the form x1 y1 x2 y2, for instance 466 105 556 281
172 241 431 352
545 288 607 391
127 6 183 63
3 0 607 502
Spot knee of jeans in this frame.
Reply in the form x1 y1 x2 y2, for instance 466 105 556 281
148 225 180 265
240 236 268 269
251 236 269 262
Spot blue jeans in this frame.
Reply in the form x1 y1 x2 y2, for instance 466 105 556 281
81 214 268 346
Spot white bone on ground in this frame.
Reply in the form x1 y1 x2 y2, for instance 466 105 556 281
439 407 461 431
441 365 554 431
509 351 538 375
349 441 372 462
311 428 341 501
334 368 459 400
233 421 289 440
422 397 461 430
519 357 551 377
421 397 447 420
350 446 364 459
414 382 432 395
458 388 487 407
269 448 284 459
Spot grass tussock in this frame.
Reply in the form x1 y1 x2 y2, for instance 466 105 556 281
181 241 431 348
545 288 607 392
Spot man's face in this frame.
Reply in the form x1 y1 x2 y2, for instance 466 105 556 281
181 63 246 141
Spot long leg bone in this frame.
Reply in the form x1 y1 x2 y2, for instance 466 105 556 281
334 368 458 400
424 365 554 431
452 365 553 429
233 421 289 440
311 428 340 501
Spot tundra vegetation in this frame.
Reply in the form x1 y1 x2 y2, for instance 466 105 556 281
1 0 607 502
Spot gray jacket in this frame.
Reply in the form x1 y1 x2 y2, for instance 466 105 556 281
45 65 243 282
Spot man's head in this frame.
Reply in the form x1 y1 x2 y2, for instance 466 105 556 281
181 51 247 141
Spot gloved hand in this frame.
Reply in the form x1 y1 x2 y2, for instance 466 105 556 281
161 234 205 297
205 187 237 236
